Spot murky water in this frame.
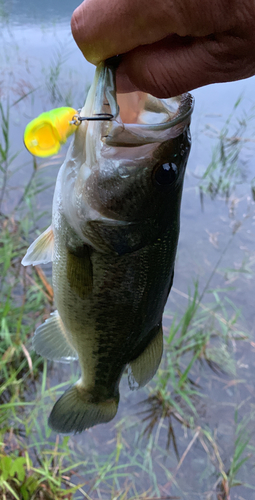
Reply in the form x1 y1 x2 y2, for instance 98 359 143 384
1 3 255 499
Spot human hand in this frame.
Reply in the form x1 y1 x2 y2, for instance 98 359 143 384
71 0 255 98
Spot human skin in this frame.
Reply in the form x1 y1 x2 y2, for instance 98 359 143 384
71 0 255 98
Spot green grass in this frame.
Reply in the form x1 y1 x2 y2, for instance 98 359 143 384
198 96 255 203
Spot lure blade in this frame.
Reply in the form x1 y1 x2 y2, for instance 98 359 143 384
24 107 77 157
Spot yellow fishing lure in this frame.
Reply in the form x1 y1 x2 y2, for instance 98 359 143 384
24 107 77 157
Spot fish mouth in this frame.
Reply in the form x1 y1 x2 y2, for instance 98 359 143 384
84 62 194 147
78 62 194 148
105 90 194 147
117 91 194 131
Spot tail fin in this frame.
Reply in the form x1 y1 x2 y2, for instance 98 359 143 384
48 383 119 434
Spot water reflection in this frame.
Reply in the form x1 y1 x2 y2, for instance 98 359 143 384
3 0 81 24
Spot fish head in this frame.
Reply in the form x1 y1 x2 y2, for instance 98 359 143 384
61 64 194 253
94 99 192 224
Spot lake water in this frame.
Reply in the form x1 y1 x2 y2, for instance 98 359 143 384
1 2 255 499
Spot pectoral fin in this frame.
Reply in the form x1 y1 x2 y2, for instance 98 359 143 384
33 310 78 362
22 225 54 266
128 324 163 389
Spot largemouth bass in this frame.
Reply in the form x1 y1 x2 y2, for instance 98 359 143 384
22 62 193 434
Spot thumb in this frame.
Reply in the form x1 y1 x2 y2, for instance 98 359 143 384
116 34 255 97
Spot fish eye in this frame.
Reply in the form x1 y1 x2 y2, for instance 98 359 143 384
153 162 178 188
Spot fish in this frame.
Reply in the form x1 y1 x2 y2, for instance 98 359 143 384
22 62 194 434
24 107 77 157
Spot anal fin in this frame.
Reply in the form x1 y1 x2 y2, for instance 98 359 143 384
22 225 54 266
128 324 163 389
33 310 78 363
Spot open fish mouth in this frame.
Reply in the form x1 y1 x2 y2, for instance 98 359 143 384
116 88 194 131
79 61 194 148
